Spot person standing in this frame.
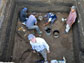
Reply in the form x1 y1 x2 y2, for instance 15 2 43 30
65 6 77 33
28 34 50 63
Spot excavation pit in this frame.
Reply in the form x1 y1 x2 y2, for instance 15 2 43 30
0 0 80 63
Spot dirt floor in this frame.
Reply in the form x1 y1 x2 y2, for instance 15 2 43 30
13 12 75 63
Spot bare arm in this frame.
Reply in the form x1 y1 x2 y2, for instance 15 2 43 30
43 21 50 26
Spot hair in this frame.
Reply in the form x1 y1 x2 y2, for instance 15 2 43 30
32 12 37 15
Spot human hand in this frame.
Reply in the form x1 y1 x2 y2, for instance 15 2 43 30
70 22 73 27
47 50 50 53
43 24 46 26
32 50 36 53
34 23 37 26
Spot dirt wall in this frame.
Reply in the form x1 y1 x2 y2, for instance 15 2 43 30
0 0 83 63
75 0 84 63
0 0 16 61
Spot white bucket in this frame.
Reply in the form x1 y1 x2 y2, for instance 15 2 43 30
61 18 67 22
51 60 58 63
38 16 43 21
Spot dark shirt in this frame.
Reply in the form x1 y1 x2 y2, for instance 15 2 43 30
20 9 27 22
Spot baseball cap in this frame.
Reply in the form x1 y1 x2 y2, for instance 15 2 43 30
71 6 76 10
23 7 28 11
28 34 35 40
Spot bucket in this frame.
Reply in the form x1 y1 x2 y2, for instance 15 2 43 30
51 60 58 63
45 27 51 35
38 16 43 21
53 30 60 38
61 18 67 22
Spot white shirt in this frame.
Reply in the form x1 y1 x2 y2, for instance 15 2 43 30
30 37 49 52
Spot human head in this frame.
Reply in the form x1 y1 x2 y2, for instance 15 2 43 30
71 6 76 12
28 34 36 42
44 12 52 18
44 14 48 18
22 7 28 12
32 12 38 17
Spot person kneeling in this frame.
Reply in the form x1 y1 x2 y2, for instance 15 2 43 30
26 12 42 34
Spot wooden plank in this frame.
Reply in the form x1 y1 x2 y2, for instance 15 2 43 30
16 20 35 40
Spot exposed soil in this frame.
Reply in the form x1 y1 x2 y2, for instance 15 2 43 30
13 12 75 63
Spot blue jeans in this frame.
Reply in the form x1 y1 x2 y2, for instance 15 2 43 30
28 25 41 33
51 18 56 24
39 48 47 61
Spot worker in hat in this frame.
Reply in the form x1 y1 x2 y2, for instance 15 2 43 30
26 12 42 34
19 7 28 25
28 34 50 63
65 6 77 33
43 12 57 26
